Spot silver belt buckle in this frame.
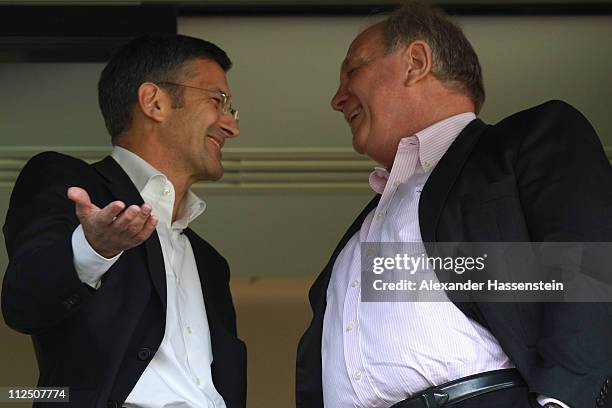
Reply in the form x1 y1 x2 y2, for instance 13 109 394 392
420 390 449 408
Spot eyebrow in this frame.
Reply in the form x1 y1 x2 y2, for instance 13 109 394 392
341 53 368 74
216 86 232 96
206 86 231 96
341 52 360 71
340 45 357 71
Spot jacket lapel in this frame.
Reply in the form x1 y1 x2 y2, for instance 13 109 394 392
92 156 167 310
419 118 488 243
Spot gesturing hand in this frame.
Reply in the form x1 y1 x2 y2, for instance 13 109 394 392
67 187 158 259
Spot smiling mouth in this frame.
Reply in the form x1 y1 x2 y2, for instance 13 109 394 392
206 135 225 160
207 134 224 150
348 106 362 123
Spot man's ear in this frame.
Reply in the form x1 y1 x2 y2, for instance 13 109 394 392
401 40 433 86
137 82 168 123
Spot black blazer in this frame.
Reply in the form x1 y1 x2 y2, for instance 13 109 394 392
296 100 612 408
2 153 246 408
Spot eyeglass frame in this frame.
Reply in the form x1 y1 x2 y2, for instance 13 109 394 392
155 81 239 121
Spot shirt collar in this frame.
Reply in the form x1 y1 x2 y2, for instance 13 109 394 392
110 146 206 228
111 146 161 192
176 190 206 229
368 112 476 194
415 111 476 172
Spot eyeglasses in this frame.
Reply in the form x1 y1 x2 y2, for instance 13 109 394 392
156 81 239 121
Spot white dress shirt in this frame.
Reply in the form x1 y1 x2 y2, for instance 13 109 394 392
321 113 514 408
71 146 225 408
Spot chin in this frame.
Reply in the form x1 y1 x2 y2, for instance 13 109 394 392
352 139 366 155
207 170 224 181
198 166 224 182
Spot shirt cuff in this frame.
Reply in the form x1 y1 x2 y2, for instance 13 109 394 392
537 395 571 408
72 224 122 289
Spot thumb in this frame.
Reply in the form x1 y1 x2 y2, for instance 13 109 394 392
67 187 98 218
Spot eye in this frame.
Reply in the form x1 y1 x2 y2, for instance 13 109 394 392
346 67 357 78
345 62 365 78
209 96 222 107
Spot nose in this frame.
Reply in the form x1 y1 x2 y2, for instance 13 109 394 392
331 83 348 113
218 112 240 138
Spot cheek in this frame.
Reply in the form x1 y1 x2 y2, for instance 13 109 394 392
187 106 218 130
368 109 393 136
366 112 396 149
201 106 221 125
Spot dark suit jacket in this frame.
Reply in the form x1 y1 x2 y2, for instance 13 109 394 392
2 152 246 408
296 100 612 408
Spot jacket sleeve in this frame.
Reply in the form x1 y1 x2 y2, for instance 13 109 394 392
515 100 612 407
2 152 96 334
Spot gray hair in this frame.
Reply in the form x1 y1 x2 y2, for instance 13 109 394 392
382 2 485 113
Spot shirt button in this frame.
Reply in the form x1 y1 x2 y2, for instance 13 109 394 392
345 323 354 332
376 212 385 220
186 326 192 335
393 180 401 188
423 161 431 169
351 280 360 288
137 347 151 361
353 370 362 381
162 188 170 196
195 377 200 385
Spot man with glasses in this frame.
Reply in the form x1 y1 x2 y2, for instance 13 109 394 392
2 35 245 407
297 3 612 408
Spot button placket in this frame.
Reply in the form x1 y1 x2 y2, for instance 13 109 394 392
368 144 419 242
341 259 371 405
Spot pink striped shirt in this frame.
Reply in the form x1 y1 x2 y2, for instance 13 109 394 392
321 112 513 408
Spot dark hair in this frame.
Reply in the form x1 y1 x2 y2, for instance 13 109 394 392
382 2 485 113
98 34 232 139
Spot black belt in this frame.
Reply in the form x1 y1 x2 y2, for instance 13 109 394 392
390 368 526 408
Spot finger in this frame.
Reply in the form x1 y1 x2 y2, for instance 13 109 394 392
140 203 152 218
123 204 153 237
95 200 127 225
132 215 158 244
109 204 139 231
67 187 99 219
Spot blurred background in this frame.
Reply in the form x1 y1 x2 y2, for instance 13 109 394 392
1 0 611 407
